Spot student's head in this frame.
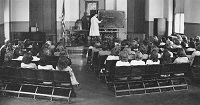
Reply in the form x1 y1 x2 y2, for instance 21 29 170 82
101 42 109 51
14 39 19 45
174 38 181 45
119 51 128 62
139 43 147 54
121 39 129 47
94 42 101 48
111 46 120 56
22 52 33 64
150 51 159 62
177 48 186 57
190 38 194 42
195 36 200 42
42 43 50 50
32 41 39 49
162 49 171 61
161 37 166 43
46 41 52 45
182 35 188 43
196 43 200 51
84 12 87 16
39 54 48 66
57 56 72 70
135 51 143 60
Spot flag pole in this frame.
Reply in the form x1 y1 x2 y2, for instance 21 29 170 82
61 0 66 46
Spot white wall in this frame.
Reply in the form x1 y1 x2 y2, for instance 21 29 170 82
146 0 164 21
116 0 127 40
185 0 200 23
164 0 173 36
57 0 79 21
105 0 116 10
4 0 10 39
10 0 29 21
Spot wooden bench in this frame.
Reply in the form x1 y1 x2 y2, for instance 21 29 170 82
0 66 73 103
104 63 190 97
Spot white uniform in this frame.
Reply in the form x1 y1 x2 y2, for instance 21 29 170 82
89 16 101 36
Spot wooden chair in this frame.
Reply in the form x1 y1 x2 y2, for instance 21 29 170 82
113 66 131 97
1 66 22 97
142 65 162 93
52 71 72 103
19 68 38 98
104 60 118 84
129 65 146 94
34 69 54 100
190 56 200 80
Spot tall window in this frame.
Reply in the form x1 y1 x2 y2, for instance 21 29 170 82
174 13 184 34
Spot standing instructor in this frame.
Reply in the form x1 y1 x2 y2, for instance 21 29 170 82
89 12 102 42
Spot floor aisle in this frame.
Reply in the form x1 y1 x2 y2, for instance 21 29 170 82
1 54 200 105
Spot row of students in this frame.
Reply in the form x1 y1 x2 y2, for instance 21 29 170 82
20 52 79 86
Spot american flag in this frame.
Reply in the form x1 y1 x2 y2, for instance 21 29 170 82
61 0 65 37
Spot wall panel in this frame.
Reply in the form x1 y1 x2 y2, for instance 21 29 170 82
30 0 56 42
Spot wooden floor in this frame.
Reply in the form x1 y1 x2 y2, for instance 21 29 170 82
1 52 200 105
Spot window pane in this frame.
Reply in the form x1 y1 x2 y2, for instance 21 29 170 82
174 13 184 34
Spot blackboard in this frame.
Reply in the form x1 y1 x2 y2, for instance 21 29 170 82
98 10 125 28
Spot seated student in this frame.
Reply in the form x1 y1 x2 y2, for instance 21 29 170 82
173 48 189 63
149 47 161 59
31 41 40 56
159 37 167 46
99 42 111 56
38 55 55 70
56 56 79 86
0 39 10 65
116 51 130 66
46 40 55 54
146 51 160 65
21 52 37 69
106 42 120 61
161 49 172 64
91 42 101 61
23 39 31 48
138 43 148 60
3 42 14 67
187 38 196 51
122 47 135 60
189 44 200 64
130 51 145 66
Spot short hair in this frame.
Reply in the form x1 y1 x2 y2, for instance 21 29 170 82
135 51 143 60
39 54 48 66
57 56 72 70
119 51 128 62
196 43 200 51
149 52 159 62
22 53 33 64
42 43 50 50
111 46 120 56
101 42 109 51
162 49 171 61
177 48 187 57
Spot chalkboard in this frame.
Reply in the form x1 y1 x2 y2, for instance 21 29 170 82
98 10 125 28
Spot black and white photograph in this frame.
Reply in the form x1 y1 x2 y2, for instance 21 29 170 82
0 0 200 105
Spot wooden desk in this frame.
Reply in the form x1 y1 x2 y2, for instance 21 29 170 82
69 30 89 46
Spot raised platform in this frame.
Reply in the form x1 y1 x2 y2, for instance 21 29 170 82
66 46 88 56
